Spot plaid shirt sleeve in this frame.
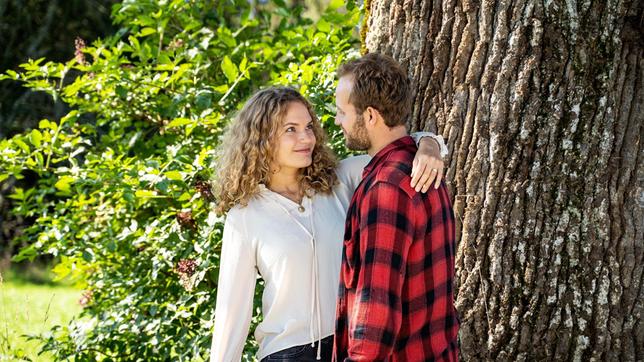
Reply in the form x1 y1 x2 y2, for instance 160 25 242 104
345 180 415 360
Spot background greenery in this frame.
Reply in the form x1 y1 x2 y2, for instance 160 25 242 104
0 0 361 359
0 0 119 139
0 0 119 275
0 267 82 361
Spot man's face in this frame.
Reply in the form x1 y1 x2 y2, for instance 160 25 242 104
335 76 370 151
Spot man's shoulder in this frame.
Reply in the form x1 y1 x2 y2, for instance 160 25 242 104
369 161 416 198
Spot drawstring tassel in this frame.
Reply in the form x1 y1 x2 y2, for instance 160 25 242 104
270 195 322 359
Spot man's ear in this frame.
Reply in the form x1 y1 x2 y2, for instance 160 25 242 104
364 106 382 126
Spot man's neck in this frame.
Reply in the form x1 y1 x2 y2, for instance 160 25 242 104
367 125 408 156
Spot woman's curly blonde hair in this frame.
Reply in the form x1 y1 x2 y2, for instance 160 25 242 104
213 86 338 214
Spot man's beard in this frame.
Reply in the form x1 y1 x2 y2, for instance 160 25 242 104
344 114 370 151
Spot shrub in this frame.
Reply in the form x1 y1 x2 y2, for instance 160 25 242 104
0 0 360 359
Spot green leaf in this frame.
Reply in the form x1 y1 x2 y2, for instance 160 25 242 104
217 27 236 48
169 63 191 84
195 91 212 109
301 64 313 83
164 171 183 181
158 53 172 65
135 190 157 198
213 84 228 93
166 118 193 128
13 138 30 153
123 191 135 202
51 260 70 281
116 85 128 99
35 152 44 166
39 119 57 131
155 180 169 192
60 110 79 126
29 129 43 148
139 27 157 37
328 0 344 10
82 249 94 262
128 35 141 51
107 240 117 252
12 245 38 262
8 187 24 200
317 19 331 33
177 192 191 201
220 56 238 83
54 175 75 193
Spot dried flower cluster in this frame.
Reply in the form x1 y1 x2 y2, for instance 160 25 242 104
175 258 198 291
79 290 93 307
176 210 197 230
195 180 214 201
176 258 197 277
75 37 87 65
167 38 185 51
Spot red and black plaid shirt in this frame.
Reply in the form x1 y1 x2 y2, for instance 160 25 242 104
333 136 459 361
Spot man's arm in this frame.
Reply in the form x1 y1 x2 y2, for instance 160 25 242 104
346 181 415 360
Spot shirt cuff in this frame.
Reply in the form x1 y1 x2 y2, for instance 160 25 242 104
410 132 449 159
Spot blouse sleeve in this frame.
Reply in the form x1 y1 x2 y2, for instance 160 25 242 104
210 208 257 362
336 155 371 192
409 131 449 158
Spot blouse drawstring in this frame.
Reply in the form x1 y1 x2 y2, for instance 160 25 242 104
270 195 323 360
311 213 322 360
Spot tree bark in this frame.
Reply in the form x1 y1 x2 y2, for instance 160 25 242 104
365 0 643 360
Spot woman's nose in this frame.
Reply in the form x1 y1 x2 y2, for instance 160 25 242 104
299 129 311 141
298 130 314 142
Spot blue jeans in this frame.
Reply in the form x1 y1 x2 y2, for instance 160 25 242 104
261 336 333 362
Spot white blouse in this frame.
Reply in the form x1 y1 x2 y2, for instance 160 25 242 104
210 155 369 361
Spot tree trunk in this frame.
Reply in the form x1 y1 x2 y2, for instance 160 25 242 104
364 0 643 360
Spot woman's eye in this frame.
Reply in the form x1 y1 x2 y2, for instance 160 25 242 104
286 127 295 132
306 124 314 129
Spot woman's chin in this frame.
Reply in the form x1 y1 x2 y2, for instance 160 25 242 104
295 159 313 169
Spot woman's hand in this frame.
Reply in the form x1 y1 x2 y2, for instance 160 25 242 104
411 137 445 192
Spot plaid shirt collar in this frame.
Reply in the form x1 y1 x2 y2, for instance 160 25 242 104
362 135 415 178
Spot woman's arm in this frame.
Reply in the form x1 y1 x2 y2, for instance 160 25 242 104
336 155 371 192
409 132 448 158
210 210 257 362
410 132 448 191
336 132 448 193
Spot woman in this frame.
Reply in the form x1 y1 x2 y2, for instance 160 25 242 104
210 87 446 361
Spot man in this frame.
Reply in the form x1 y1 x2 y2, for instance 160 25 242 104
333 53 459 361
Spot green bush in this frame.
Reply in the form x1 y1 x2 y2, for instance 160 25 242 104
0 0 360 359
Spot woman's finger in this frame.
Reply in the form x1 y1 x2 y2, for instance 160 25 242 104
415 166 434 192
434 169 443 189
421 168 439 193
410 161 427 188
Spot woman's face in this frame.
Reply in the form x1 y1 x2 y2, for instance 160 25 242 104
272 101 316 173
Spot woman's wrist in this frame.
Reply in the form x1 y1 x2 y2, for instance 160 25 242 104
411 132 449 159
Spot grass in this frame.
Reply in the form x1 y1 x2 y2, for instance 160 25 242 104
0 265 82 361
